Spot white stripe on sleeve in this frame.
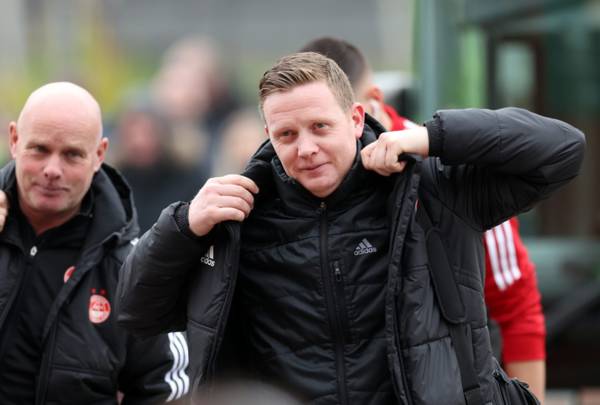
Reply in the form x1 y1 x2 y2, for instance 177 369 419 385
493 224 514 287
165 332 190 401
501 220 522 281
173 332 190 397
485 229 507 290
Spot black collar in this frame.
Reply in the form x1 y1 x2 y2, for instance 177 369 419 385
270 139 389 216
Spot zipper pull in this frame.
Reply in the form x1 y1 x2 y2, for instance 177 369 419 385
333 261 342 282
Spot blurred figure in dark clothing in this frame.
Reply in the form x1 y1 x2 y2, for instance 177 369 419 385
113 105 206 233
151 36 240 176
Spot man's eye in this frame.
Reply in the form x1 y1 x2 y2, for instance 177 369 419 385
314 123 327 130
66 151 83 159
280 130 293 137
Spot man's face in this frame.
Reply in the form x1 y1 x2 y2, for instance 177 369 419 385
9 109 106 222
263 81 364 198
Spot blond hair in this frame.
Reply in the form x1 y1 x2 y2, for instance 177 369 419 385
258 52 355 114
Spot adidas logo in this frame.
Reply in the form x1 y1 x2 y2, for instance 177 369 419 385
354 238 377 256
201 245 215 267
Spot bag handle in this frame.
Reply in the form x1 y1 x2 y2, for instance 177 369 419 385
416 204 485 405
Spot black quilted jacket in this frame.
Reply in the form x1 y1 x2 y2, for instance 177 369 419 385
118 108 585 404
0 163 187 404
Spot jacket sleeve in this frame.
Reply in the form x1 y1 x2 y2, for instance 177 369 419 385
117 202 212 336
119 331 190 404
483 217 546 363
422 107 586 230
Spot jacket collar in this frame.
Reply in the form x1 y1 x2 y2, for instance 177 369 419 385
242 115 386 215
270 140 383 215
0 161 138 250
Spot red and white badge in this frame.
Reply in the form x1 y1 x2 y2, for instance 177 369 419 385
89 293 111 324
63 266 75 283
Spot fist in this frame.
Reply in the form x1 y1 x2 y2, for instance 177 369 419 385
0 190 7 232
361 126 429 176
188 175 259 237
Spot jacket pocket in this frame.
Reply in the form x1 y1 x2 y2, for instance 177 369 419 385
397 264 449 346
186 319 217 390
45 365 116 404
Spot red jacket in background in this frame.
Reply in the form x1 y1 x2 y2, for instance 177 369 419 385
387 105 546 363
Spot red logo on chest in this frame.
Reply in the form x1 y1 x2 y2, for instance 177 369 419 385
89 289 111 324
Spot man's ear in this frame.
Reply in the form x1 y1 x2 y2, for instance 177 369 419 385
351 103 365 139
9 122 18 159
366 85 385 103
94 137 109 172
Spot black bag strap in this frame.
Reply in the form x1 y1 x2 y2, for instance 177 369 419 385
416 204 485 405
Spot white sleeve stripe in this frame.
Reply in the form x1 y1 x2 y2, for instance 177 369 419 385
165 332 190 401
173 332 190 397
165 333 181 401
493 224 515 287
501 220 522 281
485 229 506 290
171 336 185 398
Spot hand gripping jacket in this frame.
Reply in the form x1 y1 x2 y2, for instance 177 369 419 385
117 108 585 404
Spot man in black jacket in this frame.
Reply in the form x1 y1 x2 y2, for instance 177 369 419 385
117 52 585 404
0 82 189 403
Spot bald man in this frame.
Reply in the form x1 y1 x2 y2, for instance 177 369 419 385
0 83 189 403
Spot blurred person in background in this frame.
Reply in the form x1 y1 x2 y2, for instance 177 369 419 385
301 36 546 402
117 52 584 404
0 114 10 166
0 82 188 403
151 36 240 178
111 103 206 233
212 108 267 176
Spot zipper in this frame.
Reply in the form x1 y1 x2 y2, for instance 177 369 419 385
206 224 240 384
388 171 421 405
393 303 414 405
332 260 351 340
333 262 342 282
36 323 58 405
319 202 349 405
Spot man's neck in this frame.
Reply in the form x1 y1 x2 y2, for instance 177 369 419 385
19 200 80 236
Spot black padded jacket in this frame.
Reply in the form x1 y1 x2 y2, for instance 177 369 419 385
117 108 585 404
0 162 189 404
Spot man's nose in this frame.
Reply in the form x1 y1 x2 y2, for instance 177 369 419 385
297 133 319 158
43 154 62 180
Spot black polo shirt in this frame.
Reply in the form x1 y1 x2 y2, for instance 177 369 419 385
0 188 93 403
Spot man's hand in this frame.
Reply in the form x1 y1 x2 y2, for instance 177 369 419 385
361 126 429 176
188 175 259 237
505 360 545 404
0 190 8 232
